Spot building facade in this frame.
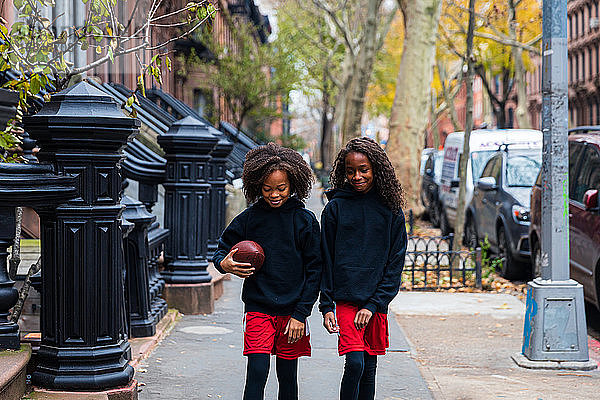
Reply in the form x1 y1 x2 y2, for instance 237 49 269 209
1 0 282 137
528 0 600 128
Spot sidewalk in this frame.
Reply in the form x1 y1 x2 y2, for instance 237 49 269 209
136 188 600 399
390 292 600 400
136 276 433 399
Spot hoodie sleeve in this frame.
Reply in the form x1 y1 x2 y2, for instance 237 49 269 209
318 203 337 316
212 210 249 274
363 210 407 314
291 211 322 322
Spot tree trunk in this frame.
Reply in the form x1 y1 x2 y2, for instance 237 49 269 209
9 206 23 280
334 50 354 151
10 256 41 323
387 0 442 211
509 0 531 129
452 0 476 255
438 62 462 132
321 78 335 169
342 0 383 143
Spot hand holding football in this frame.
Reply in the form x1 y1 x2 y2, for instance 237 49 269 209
232 240 265 271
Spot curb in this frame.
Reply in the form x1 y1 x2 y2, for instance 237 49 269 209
588 336 600 366
129 309 181 369
393 316 446 400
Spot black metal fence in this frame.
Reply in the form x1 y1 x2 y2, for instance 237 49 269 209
403 234 482 290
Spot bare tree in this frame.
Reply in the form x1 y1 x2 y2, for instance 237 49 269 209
313 0 396 146
452 0 476 255
386 0 443 211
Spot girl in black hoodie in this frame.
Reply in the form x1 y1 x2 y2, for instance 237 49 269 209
320 137 407 400
213 143 321 400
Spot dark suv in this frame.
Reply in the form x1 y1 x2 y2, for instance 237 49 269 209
420 150 444 226
465 146 541 279
529 130 600 309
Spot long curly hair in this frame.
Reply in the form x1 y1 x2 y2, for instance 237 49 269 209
242 142 314 203
330 137 404 213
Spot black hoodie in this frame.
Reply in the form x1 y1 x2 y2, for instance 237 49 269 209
213 197 321 322
319 187 407 315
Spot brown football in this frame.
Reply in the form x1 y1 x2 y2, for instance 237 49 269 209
232 240 265 271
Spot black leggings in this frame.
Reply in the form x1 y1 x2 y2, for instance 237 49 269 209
243 354 298 400
340 351 378 400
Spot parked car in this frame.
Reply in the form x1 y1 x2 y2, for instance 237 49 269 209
439 129 542 235
529 129 600 309
419 147 436 176
466 144 542 279
420 150 444 226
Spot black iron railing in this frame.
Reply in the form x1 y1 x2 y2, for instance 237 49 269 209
403 235 482 290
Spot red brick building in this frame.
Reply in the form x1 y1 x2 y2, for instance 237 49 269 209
528 0 600 127
1 0 281 136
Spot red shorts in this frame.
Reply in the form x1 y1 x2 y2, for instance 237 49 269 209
336 301 389 356
243 312 311 360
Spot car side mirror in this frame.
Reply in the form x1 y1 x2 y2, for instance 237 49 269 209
477 177 498 191
450 179 460 188
583 189 599 211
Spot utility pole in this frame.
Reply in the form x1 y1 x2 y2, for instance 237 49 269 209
514 0 596 369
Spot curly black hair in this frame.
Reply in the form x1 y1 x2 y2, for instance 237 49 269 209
242 142 314 203
330 137 404 213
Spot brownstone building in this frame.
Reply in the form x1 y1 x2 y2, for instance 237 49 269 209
1 0 279 136
528 0 600 127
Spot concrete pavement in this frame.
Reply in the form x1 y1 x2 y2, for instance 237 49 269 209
391 291 600 400
136 276 433 399
137 188 600 399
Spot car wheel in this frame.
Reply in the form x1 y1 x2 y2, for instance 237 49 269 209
497 227 525 280
464 217 478 249
531 240 542 279
440 210 451 236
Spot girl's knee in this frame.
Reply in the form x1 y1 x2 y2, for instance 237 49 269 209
361 354 377 383
344 351 365 377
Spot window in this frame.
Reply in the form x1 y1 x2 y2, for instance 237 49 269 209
424 154 434 172
480 156 497 179
569 141 586 200
573 147 600 203
505 150 542 187
568 16 572 39
193 88 214 121
490 156 502 182
471 151 497 183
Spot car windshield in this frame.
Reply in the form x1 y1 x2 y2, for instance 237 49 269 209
433 152 444 183
505 150 542 187
471 150 496 182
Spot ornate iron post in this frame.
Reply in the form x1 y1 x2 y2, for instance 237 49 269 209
0 163 76 351
158 116 218 314
0 206 18 350
24 82 140 390
207 130 233 256
122 195 156 337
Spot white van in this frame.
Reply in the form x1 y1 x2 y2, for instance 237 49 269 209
439 129 542 233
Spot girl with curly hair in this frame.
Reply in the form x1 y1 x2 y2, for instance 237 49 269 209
213 142 321 400
319 137 407 400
